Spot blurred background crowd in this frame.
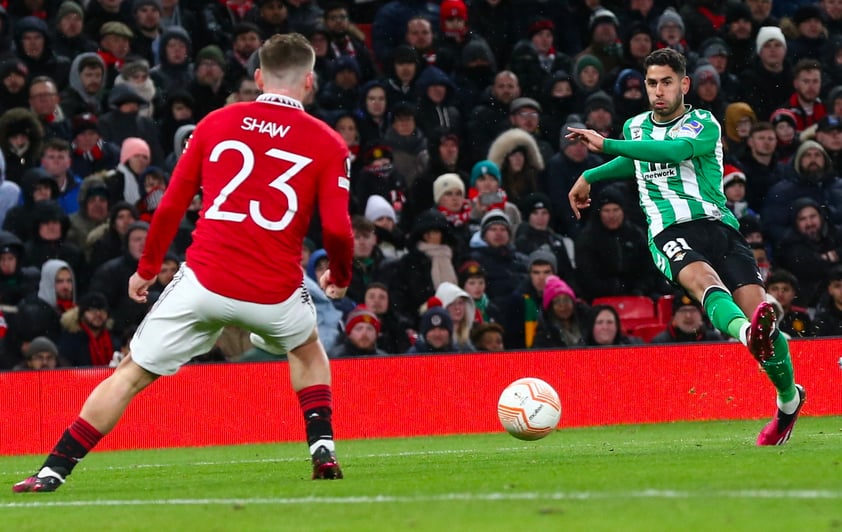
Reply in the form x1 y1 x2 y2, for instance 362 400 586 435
1 0 842 371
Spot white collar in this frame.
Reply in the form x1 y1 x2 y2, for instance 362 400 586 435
257 93 304 110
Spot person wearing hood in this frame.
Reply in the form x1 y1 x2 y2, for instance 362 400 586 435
52 1 98 62
0 107 44 184
3 168 58 241
612 68 649 123
415 65 462 140
163 122 195 175
158 89 195 158
13 16 71 90
451 32 498 119
13 258 77 357
66 177 110 251
0 59 32 114
23 200 87 281
98 84 164 166
762 139 842 245
112 57 162 120
487 126 544 207
0 148 19 228
60 53 107 118
149 25 194 97
432 280 476 351
382 101 428 189
305 247 356 319
774 198 842 308
87 200 138 272
508 17 572 100
0 229 39 306
723 101 757 161
89 220 150 337
353 80 390 148
538 70 577 150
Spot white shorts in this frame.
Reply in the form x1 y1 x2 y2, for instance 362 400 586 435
131 263 316 375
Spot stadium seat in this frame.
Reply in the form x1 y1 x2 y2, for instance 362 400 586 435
656 295 675 325
632 323 666 343
592 296 658 335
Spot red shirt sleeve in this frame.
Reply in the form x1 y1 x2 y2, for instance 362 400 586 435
319 150 354 288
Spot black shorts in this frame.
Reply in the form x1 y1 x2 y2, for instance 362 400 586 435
649 219 763 290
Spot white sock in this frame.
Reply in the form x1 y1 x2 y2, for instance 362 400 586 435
309 439 335 455
778 393 800 415
739 323 750 346
37 467 66 483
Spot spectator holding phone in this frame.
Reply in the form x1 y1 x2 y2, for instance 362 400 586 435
466 159 521 234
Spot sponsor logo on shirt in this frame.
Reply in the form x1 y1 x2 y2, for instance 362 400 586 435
676 119 703 139
338 176 350 190
642 167 678 181
241 116 291 138
631 127 642 140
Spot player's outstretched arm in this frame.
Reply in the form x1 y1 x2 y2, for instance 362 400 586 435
319 269 348 300
128 272 156 303
568 176 591 220
565 127 605 153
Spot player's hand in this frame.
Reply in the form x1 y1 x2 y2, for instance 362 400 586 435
128 272 156 303
319 269 348 300
565 127 605 153
568 176 592 220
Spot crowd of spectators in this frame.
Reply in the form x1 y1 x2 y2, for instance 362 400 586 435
3 0 842 370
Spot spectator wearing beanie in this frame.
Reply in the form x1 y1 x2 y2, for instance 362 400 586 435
150 25 195 97
53 1 98 62
533 274 590 348
788 4 828 65
468 208 529 309
655 7 693 60
722 164 755 220
721 3 756 76
508 17 571 100
99 83 165 167
13 336 64 370
364 194 406 260
110 137 150 205
188 44 232 121
723 102 757 160
502 247 557 349
467 159 521 232
578 8 623 76
328 305 387 358
738 26 792 125
113 57 161 120
433 172 472 250
514 192 576 286
407 297 457 354
572 54 605 106
57 290 120 367
688 63 726 123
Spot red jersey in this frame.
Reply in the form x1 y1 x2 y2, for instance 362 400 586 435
137 93 354 304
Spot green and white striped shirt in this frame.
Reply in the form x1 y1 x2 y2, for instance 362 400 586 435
585 106 739 242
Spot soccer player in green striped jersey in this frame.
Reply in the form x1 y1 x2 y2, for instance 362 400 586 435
567 48 805 446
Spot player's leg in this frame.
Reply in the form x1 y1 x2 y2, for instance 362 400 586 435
13 356 158 493
674 262 751 341
247 282 342 479
733 284 805 445
288 331 343 479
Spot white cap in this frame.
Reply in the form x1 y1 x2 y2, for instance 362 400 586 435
756 26 787 52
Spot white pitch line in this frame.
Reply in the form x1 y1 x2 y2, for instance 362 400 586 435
2 490 842 508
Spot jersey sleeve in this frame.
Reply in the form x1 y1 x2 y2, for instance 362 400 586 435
318 138 354 288
136 123 203 280
673 110 720 157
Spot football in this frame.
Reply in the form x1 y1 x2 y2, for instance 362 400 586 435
497 377 562 440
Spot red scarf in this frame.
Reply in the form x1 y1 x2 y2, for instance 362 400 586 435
438 200 472 227
56 298 75 313
221 0 253 20
97 50 124 70
698 7 725 30
80 322 114 366
74 140 104 161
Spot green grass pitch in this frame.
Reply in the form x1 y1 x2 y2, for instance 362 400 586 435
1 417 841 531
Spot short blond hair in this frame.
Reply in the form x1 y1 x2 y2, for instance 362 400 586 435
258 33 315 85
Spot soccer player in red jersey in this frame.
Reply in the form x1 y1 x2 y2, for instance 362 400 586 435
13 34 353 492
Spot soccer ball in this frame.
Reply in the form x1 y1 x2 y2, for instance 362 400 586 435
497 377 562 440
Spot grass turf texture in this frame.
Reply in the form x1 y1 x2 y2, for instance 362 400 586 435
1 417 841 531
